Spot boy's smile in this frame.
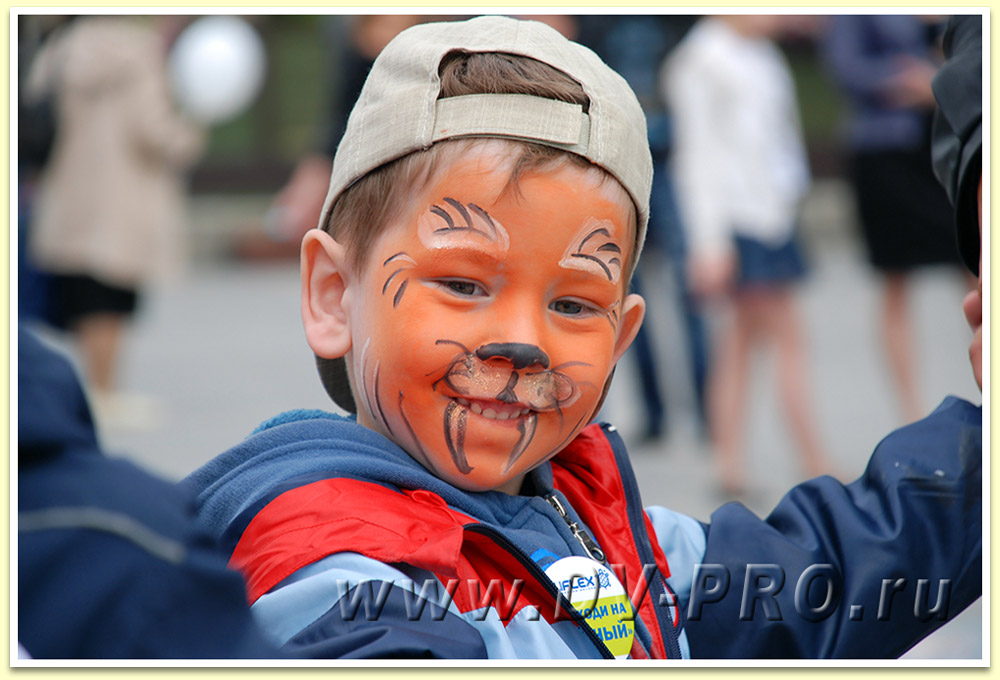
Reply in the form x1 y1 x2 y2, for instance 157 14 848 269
335 143 644 494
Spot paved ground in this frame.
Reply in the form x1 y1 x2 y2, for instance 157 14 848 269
29 181 984 660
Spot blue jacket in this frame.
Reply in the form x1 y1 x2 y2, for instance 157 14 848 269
18 329 274 659
185 397 981 659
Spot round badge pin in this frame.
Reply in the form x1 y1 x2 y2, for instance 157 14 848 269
544 555 634 658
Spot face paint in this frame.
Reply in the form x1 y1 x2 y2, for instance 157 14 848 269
429 338 588 475
560 223 625 284
346 144 638 494
419 196 510 251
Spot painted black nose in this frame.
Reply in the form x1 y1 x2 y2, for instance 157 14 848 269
475 343 550 370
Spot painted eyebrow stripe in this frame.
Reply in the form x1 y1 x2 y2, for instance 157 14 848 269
383 251 411 266
443 197 473 228
393 278 409 308
432 199 496 240
469 203 498 239
570 252 613 280
608 308 619 330
430 205 455 229
579 227 611 248
382 268 407 295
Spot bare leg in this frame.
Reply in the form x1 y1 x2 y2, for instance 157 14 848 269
763 288 831 479
881 272 922 423
707 297 755 495
74 312 127 394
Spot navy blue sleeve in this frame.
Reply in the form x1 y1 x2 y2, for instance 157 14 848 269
282 580 488 659
685 397 981 658
18 453 281 659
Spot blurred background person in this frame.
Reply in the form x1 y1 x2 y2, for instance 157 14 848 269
254 15 422 255
24 15 204 428
822 14 966 425
662 15 831 495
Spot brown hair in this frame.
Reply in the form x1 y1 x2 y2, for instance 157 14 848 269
317 51 638 408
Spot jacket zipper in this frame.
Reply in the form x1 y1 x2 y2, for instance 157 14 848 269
463 523 615 659
544 493 607 564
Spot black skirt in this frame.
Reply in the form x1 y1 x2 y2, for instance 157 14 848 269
47 273 139 330
849 139 961 272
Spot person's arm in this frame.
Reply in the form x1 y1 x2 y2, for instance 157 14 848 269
654 397 981 658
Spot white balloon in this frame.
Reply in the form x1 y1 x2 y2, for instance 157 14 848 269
168 16 267 125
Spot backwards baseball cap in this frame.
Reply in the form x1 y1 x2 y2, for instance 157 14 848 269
320 14 652 245
316 15 653 413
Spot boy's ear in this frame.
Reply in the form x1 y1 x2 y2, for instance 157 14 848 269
301 229 353 359
611 292 646 365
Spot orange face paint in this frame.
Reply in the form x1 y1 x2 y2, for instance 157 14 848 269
345 144 643 494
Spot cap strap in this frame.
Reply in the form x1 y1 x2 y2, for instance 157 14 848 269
432 94 590 153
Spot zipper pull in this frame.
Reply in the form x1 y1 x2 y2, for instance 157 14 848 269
545 494 606 564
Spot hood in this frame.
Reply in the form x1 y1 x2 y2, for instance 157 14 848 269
18 328 99 462
182 410 601 563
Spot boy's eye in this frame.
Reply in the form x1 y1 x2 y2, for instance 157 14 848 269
438 279 485 297
550 299 588 316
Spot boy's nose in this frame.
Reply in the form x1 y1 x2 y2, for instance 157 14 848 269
475 342 550 370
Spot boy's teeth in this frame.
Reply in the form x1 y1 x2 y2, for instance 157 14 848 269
455 398 531 420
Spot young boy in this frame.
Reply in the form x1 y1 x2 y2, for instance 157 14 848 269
185 16 981 659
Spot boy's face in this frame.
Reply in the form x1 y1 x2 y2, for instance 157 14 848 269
324 145 644 493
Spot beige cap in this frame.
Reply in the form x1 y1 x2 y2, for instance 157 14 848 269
319 15 653 249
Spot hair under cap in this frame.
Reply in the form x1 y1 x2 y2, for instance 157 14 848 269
319 15 653 250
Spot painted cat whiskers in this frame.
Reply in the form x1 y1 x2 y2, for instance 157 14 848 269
429 339 591 475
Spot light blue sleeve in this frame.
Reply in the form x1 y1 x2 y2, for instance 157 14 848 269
250 552 413 647
644 505 708 659
644 505 708 611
